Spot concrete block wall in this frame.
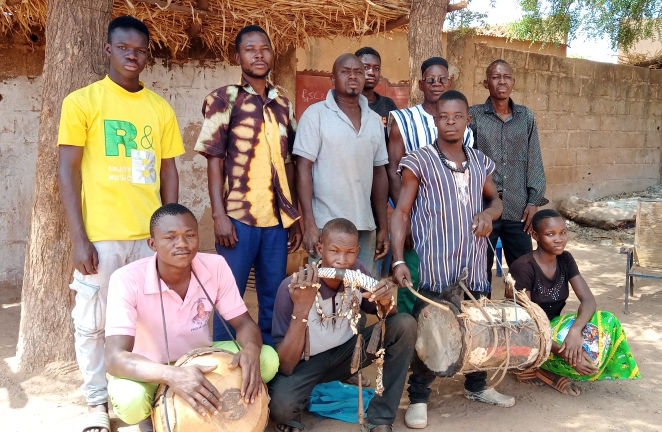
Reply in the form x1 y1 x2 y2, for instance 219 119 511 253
0 47 239 284
448 42 662 205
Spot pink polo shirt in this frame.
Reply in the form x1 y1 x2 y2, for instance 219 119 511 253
106 252 248 364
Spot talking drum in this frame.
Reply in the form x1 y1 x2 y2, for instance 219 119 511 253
416 296 552 376
152 348 270 432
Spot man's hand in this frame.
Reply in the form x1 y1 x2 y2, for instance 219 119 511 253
289 264 319 313
73 239 99 275
166 364 223 417
557 328 584 367
228 343 263 403
214 214 238 248
287 222 303 254
362 278 396 307
302 224 321 258
472 211 493 237
374 229 390 260
393 262 412 289
572 352 599 376
521 205 538 234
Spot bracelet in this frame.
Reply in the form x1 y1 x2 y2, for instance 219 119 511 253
392 260 406 269
291 314 308 323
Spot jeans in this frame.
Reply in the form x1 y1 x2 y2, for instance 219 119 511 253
268 313 416 427
108 342 280 425
214 218 288 346
486 218 532 284
70 239 154 406
408 289 492 403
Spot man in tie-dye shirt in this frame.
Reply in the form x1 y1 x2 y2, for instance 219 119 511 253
195 25 301 346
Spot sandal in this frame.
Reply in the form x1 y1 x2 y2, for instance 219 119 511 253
536 369 581 396
80 411 110 432
275 420 305 432
515 370 544 386
368 423 397 431
345 374 371 387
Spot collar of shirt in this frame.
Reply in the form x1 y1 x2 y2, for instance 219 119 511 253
143 253 213 295
235 76 280 102
324 89 372 134
483 97 522 117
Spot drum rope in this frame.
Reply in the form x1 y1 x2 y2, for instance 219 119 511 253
153 265 242 432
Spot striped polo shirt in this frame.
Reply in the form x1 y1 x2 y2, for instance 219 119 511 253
399 145 495 293
388 104 473 153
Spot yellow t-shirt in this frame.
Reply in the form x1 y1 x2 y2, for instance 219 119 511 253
58 76 185 242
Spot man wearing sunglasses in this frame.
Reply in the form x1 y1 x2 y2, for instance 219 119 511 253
385 57 473 315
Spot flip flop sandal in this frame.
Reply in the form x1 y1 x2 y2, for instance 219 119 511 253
345 374 372 387
515 370 545 386
536 370 581 397
367 424 397 431
275 420 305 432
81 411 110 432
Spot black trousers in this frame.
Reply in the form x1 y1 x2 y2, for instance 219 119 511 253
408 290 491 403
486 218 533 284
268 313 416 426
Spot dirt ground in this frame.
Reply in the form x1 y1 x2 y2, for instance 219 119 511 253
1 241 661 432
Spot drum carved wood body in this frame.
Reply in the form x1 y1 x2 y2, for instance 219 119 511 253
417 298 552 376
152 348 269 432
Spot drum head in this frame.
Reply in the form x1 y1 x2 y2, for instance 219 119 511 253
153 348 269 432
416 302 464 376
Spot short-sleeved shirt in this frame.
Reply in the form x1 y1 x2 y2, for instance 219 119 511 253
194 78 299 228
57 76 185 242
509 251 581 321
388 104 473 154
368 92 398 140
399 145 495 293
271 260 376 357
106 253 248 364
293 90 388 231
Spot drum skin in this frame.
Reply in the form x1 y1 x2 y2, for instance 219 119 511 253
416 299 552 376
152 348 269 432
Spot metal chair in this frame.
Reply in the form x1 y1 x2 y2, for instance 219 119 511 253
620 199 662 313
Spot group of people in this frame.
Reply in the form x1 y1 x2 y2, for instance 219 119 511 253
58 15 639 432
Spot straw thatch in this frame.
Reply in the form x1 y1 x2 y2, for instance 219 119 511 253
1 0 410 59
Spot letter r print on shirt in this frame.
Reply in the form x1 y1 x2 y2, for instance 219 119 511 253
105 120 138 156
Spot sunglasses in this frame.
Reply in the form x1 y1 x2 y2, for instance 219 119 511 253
424 76 449 85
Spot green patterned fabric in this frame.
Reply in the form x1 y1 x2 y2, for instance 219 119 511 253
541 310 640 381
397 249 419 315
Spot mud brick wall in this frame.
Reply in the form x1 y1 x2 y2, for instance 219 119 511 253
448 42 662 205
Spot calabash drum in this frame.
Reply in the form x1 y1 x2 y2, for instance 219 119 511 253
152 348 270 432
416 296 552 376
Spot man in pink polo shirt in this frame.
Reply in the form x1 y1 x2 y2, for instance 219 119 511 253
105 203 279 428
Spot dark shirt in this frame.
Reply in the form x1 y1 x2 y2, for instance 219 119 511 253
368 92 398 140
271 260 377 354
509 251 580 321
469 98 548 221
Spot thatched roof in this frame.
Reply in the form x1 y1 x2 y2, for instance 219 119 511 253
1 0 410 58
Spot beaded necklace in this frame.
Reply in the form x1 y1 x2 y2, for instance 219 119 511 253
433 142 470 173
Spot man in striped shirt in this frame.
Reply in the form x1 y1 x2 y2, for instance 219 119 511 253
385 57 473 314
391 90 513 429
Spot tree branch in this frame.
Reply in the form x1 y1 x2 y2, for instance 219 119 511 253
634 54 662 68
448 1 469 12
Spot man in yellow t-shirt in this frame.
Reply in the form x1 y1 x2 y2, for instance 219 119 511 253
57 15 184 432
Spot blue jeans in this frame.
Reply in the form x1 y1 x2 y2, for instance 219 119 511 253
214 218 288 346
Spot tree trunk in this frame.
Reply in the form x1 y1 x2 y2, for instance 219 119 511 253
272 43 298 111
408 0 450 105
16 0 113 371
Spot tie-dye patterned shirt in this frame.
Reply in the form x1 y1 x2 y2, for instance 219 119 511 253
195 78 299 228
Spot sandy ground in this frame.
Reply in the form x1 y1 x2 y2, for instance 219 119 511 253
1 241 661 432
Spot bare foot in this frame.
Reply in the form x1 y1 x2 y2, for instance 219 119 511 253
537 369 581 396
84 403 109 432
276 423 303 432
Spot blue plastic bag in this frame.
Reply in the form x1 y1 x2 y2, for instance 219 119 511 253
308 380 375 423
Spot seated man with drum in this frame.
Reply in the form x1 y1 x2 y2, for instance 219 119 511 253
391 90 513 430
105 203 279 429
269 218 417 432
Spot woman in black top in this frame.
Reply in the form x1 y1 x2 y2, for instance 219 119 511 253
509 210 640 396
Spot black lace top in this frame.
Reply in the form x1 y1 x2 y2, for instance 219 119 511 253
509 251 580 321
